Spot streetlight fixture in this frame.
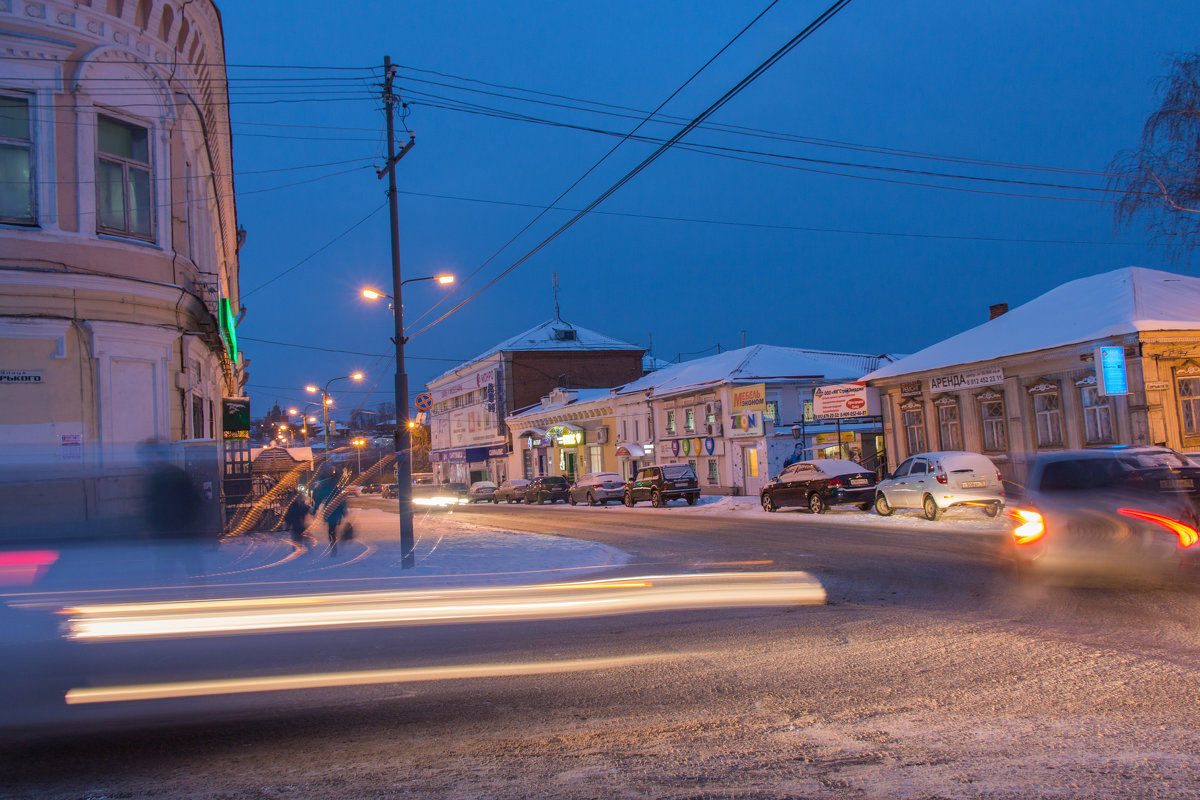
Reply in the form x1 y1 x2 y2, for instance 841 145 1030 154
352 437 366 474
307 372 364 452
361 272 455 569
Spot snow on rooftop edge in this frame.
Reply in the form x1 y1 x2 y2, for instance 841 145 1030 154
863 267 1200 381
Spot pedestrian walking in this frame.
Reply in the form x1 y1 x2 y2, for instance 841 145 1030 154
324 491 347 556
284 492 311 544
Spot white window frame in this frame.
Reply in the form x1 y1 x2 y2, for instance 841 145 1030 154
1032 389 1063 448
1081 385 1113 444
96 111 155 241
0 92 36 226
978 392 1007 453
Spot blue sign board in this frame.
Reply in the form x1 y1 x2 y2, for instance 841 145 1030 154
1096 346 1129 396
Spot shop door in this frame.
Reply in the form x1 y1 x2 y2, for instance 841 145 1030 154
564 452 578 483
741 445 765 496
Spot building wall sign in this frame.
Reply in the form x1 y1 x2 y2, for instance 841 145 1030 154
548 425 583 446
927 366 1004 392
900 382 923 398
1145 381 1169 392
813 382 880 419
1096 347 1129 396
729 383 765 437
0 370 43 384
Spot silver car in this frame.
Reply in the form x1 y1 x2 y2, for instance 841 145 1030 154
568 472 626 505
875 451 1004 520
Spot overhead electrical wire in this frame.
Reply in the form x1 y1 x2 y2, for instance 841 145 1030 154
404 0 785 332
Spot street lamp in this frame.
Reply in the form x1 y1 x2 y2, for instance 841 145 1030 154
352 437 366 474
307 372 364 452
361 273 455 569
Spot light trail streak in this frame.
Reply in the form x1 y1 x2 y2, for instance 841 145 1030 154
64 653 671 704
62 572 825 641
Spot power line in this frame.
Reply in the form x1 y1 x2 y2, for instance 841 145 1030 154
406 0 853 341
239 336 466 362
404 0 783 332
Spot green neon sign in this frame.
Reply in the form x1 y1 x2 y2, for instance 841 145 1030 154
218 298 239 363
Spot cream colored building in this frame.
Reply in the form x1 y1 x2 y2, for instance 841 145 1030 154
863 267 1200 483
506 388 619 482
0 0 242 459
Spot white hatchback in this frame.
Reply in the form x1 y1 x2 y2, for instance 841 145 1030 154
874 451 1004 520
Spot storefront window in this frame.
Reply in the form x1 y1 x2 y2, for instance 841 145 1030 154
1081 386 1113 443
935 399 961 450
1033 390 1063 447
707 458 718 485
1180 377 1200 436
765 400 780 424
666 411 675 435
685 408 695 432
588 445 603 474
978 394 1007 452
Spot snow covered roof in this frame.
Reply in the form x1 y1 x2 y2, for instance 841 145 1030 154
507 387 615 421
864 267 1200 381
433 317 642 381
617 345 893 397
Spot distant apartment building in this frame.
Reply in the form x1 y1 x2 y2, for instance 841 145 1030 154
426 315 645 485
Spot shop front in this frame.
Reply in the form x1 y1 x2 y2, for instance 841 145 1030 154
430 444 508 485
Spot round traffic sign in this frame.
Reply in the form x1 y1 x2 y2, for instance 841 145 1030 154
414 392 433 410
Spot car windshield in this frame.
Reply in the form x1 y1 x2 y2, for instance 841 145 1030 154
593 473 622 483
544 476 567 486
1116 450 1195 469
662 465 696 480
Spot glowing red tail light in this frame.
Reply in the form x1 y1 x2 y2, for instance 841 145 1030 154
935 471 948 484
1117 508 1199 548
1007 509 1045 545
827 478 843 488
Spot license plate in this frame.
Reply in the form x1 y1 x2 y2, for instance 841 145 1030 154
959 480 985 489
1161 479 1194 490
849 478 868 486
674 481 689 488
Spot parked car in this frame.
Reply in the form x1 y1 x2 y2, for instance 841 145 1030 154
468 480 498 502
568 472 627 505
361 484 381 494
524 475 570 504
761 459 875 513
624 464 700 507
874 451 1004 520
381 483 398 499
492 479 531 503
1008 450 1200 583
444 482 471 501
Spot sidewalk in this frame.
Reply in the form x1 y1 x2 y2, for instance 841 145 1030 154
11 508 629 599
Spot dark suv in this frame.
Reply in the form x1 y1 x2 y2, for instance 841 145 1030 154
524 475 570 504
624 464 700 507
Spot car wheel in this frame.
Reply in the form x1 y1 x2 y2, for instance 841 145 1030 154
984 503 1000 518
492 497 498 504
874 493 893 516
624 493 635 507
808 493 826 514
652 490 665 508
923 495 941 521
686 494 697 506
587 492 597 506
568 494 577 506
538 495 546 505
761 493 777 512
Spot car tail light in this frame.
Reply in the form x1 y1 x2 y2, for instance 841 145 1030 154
1117 508 1199 548
996 470 1004 484
935 469 948 484
1007 509 1045 545
828 478 842 488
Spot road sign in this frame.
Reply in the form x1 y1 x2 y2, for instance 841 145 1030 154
414 392 433 410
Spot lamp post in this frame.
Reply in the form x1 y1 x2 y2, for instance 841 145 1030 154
352 437 366 474
362 273 455 569
307 372 364 453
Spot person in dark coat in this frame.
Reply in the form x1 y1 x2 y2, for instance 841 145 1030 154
142 442 207 583
324 491 347 556
283 493 311 544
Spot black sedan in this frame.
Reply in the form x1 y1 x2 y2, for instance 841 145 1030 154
761 459 876 514
523 475 570 504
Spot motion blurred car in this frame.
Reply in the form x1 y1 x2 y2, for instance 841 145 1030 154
492 478 531 503
468 481 498 502
568 472 626 505
874 450 1004 520
624 464 700 507
445 482 471 501
1007 450 1200 583
524 475 570 504
1091 445 1200 511
761 459 875 513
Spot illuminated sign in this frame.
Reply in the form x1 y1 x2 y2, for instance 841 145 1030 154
731 383 766 414
1096 347 1129 396
548 425 583 446
813 383 880 419
218 298 239 363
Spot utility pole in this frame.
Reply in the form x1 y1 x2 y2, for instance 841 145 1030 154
380 55 417 569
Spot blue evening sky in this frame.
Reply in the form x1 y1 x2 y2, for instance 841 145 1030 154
220 0 1200 422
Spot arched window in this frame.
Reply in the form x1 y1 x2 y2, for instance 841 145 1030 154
158 5 174 42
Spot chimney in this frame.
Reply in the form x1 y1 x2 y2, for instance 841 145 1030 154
989 303 1008 320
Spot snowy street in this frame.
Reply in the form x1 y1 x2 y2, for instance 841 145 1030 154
6 501 1200 799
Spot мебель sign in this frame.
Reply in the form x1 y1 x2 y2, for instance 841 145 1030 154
927 366 1003 392
0 370 43 384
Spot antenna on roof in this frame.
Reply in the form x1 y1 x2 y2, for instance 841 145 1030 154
553 271 561 321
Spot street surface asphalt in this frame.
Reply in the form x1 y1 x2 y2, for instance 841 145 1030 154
4 497 1200 799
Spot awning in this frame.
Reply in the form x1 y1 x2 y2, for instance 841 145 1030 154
516 427 548 439
615 443 645 458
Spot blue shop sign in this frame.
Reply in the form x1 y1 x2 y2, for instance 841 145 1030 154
431 445 509 463
1096 346 1129 396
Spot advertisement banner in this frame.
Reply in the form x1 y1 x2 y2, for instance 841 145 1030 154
927 366 1004 392
222 397 250 439
813 383 880 419
730 383 766 414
